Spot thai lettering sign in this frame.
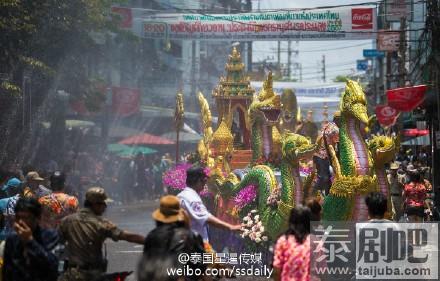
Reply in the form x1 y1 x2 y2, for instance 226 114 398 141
377 30 400 51
385 0 413 22
135 7 377 41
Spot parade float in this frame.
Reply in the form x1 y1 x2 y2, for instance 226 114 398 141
163 47 399 250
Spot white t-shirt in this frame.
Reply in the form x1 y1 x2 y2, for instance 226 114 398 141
178 187 211 242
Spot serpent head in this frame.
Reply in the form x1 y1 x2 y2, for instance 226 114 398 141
341 80 369 125
281 132 316 163
368 135 400 167
249 72 281 126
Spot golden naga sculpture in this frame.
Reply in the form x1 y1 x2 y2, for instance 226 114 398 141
174 91 184 131
256 71 280 106
197 92 214 167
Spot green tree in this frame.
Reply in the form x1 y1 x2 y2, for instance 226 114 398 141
333 75 349 83
0 0 124 163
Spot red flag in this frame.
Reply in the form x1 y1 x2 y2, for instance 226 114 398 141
111 7 133 28
375 105 399 127
386 85 427 112
112 87 140 117
403 129 429 137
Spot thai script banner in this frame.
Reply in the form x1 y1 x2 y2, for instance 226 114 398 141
250 81 345 97
134 7 377 41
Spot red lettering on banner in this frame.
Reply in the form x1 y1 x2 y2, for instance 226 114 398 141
352 8 373 29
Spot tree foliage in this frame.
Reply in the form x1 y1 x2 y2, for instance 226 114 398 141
0 0 120 99
0 0 124 163
333 75 349 83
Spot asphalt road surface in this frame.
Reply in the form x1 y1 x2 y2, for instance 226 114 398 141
106 202 156 281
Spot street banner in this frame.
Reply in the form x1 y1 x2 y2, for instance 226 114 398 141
377 30 400 51
387 85 427 112
375 105 399 127
112 87 140 116
133 7 377 41
385 0 413 22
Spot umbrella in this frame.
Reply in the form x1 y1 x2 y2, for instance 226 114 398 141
116 146 158 157
41 120 95 129
107 143 131 152
161 131 202 143
119 133 174 145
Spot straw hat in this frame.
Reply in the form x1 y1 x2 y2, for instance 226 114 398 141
152 195 186 223
26 171 44 182
390 162 399 170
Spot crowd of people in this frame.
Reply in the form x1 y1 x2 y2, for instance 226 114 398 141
0 144 435 281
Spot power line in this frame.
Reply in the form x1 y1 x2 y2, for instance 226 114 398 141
148 0 425 13
153 1 426 34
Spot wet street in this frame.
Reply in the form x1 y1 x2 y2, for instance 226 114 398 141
106 201 156 281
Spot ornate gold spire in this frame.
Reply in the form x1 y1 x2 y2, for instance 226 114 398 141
212 118 233 155
212 47 255 97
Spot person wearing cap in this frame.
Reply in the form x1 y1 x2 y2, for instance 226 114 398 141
38 171 79 229
0 178 22 240
387 162 403 221
145 195 195 255
177 167 241 251
139 195 206 281
23 171 51 199
59 187 145 281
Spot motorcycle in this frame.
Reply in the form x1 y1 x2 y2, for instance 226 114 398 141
97 271 133 281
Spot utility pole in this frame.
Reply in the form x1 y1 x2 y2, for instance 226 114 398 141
321 55 326 82
287 41 292 79
191 40 196 112
277 41 281 75
398 17 407 87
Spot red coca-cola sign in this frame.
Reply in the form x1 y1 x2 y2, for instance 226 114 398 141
387 85 427 112
352 8 373 29
376 105 399 127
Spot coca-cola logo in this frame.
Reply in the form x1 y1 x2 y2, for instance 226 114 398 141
352 8 373 30
353 14 372 21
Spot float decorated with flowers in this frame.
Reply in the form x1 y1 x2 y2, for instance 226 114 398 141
164 47 399 251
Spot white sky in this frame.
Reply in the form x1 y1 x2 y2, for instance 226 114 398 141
251 0 375 82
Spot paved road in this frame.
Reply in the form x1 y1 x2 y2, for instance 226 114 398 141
106 201 156 281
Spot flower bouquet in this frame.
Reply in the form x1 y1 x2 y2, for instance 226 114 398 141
240 210 269 251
